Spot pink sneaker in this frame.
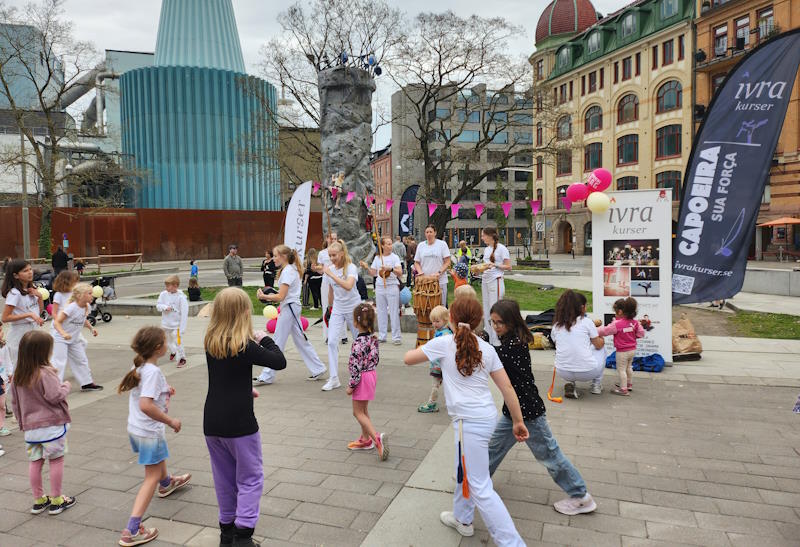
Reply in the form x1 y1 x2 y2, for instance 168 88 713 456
376 432 389 461
157 473 191 497
554 493 597 515
347 437 374 450
119 525 158 546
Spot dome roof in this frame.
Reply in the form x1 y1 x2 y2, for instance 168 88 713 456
535 0 599 46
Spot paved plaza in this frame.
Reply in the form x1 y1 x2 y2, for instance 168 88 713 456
0 312 798 546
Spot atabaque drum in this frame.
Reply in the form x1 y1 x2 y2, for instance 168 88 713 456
413 277 441 347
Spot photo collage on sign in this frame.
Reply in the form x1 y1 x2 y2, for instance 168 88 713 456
603 240 660 298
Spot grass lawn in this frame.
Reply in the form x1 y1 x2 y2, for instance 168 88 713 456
445 278 592 312
729 311 800 339
197 287 323 319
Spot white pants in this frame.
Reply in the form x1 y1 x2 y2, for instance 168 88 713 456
51 339 94 386
327 309 358 381
164 328 185 360
4 322 36 376
556 347 606 385
452 419 525 547
482 277 505 346
375 284 401 342
440 281 448 307
321 277 330 340
257 302 326 383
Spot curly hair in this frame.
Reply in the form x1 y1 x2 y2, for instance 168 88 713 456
450 297 483 377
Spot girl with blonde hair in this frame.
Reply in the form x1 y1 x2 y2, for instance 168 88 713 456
203 288 286 546
51 283 102 391
253 245 326 386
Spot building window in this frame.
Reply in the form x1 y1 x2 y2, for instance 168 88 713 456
514 172 529 183
513 131 532 144
457 110 481 123
712 73 727 96
428 129 451 143
427 107 450 121
584 105 602 132
660 0 678 19
656 171 681 201
536 188 543 201
617 176 639 190
735 17 750 48
491 131 508 144
652 45 658 69
656 80 682 113
559 83 567 104
617 94 639 124
513 114 532 125
588 32 601 54
536 156 543 179
488 111 508 124
678 34 685 59
569 81 574 100
588 71 597 92
557 185 569 207
487 189 506 202
714 24 728 57
458 130 480 143
556 150 572 176
599 67 604 88
614 61 619 83
535 59 544 80
536 93 543 112
536 123 543 146
656 124 681 158
757 8 774 39
558 47 571 68
663 40 674 65
622 57 632 80
635 52 641 76
621 13 636 38
584 142 602 171
617 135 639 165
581 75 586 96
557 115 572 140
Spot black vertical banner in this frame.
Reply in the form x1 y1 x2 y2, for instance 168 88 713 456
672 31 800 304
398 184 419 237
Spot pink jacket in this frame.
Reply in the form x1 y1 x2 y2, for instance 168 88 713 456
11 366 71 431
597 318 644 353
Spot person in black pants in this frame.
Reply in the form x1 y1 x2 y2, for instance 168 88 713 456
305 249 323 309
261 250 276 288
51 246 69 277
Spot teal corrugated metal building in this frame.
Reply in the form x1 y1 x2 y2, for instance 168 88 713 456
121 0 279 210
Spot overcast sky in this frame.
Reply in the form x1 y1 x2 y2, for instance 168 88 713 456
10 0 627 147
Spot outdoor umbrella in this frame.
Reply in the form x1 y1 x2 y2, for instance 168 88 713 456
757 217 800 260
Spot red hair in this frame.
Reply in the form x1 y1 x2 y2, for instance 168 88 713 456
450 297 483 376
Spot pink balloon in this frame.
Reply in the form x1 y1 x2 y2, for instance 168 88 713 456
267 318 277 334
587 168 612 192
300 316 309 331
276 306 281 314
46 304 53 315
566 183 589 203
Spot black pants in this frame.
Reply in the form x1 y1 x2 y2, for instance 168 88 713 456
263 273 275 288
308 276 322 308
227 277 242 287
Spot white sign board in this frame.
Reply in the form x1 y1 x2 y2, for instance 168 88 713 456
283 180 313 263
591 189 672 360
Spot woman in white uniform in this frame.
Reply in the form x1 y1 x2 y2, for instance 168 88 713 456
414 224 451 306
322 241 361 391
1 260 44 374
361 237 403 345
254 245 327 386
480 227 512 346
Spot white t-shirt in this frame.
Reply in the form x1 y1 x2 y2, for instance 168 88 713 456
278 265 302 305
53 291 70 314
157 290 188 331
371 253 402 287
52 302 88 344
328 263 361 313
4 288 39 325
414 239 451 285
483 243 511 282
551 316 600 373
0 345 10 381
318 249 331 288
421 334 504 421
127 362 170 438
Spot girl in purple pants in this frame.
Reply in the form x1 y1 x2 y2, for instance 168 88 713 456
203 288 286 546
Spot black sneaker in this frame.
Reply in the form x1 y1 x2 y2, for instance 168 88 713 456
31 496 50 514
80 383 104 392
48 495 76 514
341 338 348 345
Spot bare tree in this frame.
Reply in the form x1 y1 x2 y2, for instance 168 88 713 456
388 11 576 235
0 0 137 257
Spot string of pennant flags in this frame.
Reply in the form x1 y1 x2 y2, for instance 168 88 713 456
311 181 554 219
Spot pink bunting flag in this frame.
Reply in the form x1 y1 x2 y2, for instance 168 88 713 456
450 203 461 218
428 203 438 217
474 203 485 218
406 201 415 215
529 200 541 216
385 199 394 213
330 187 339 201
561 197 572 211
501 202 513 218
365 195 374 208
346 191 355 203
312 182 320 195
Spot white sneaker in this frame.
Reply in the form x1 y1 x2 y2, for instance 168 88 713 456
0 448 5 457
252 378 272 387
554 493 597 515
392 339 402 345
306 372 325 381
590 382 602 395
321 377 341 391
439 511 474 537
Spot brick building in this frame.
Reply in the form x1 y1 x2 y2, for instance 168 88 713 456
370 144 393 237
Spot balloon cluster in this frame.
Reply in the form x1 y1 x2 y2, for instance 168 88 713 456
262 305 309 334
565 168 613 214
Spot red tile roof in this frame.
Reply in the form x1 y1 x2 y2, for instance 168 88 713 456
535 0 599 45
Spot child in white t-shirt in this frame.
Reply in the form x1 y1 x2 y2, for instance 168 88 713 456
50 270 80 318
156 275 188 368
0 321 10 440
1 259 44 374
51 283 102 392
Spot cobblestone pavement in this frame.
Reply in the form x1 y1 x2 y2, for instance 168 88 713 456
0 316 798 546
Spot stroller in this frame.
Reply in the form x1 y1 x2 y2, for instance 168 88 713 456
88 276 117 325
33 266 55 320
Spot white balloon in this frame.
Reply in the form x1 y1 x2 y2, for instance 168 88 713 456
587 192 611 214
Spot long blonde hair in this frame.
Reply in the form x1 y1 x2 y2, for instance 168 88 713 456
328 241 351 272
69 282 93 304
274 244 304 278
204 288 253 359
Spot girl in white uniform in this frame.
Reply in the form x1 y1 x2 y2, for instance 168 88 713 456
414 224 451 306
315 232 338 342
361 237 402 345
403 296 528 546
480 227 512 346
1 260 44 374
51 283 102 391
254 245 327 386
51 271 79 318
322 241 361 392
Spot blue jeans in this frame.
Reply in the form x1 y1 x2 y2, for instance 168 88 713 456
488 414 587 498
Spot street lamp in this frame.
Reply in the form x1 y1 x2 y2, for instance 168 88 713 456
19 132 30 259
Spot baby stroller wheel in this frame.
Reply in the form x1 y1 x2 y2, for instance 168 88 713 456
101 312 112 323
88 316 97 326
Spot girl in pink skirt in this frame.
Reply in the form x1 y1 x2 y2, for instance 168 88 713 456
345 303 388 461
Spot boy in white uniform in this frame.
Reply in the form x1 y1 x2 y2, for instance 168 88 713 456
156 275 188 368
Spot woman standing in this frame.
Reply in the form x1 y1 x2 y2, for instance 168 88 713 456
480 228 511 346
414 225 451 306
361 237 403 345
304 249 323 310
260 250 277 289
322 241 361 391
